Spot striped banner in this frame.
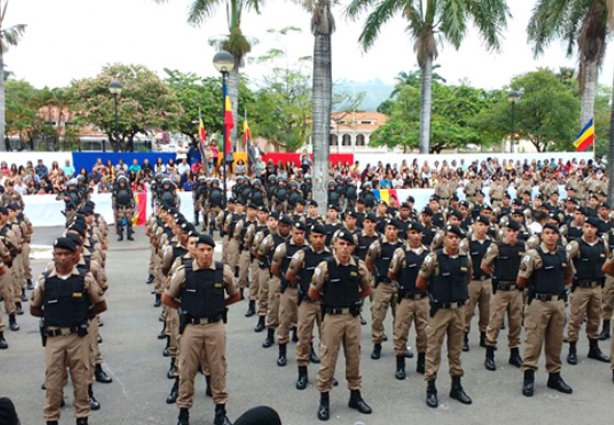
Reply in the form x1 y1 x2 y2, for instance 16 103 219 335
132 191 147 226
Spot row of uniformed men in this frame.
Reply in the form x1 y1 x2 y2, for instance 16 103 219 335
28 201 113 425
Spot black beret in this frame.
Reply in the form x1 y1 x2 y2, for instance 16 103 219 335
505 220 521 231
449 209 463 220
6 203 20 211
247 203 258 210
195 234 216 248
227 198 236 204
293 221 308 231
85 200 96 209
235 198 245 206
585 216 600 228
296 198 306 206
400 202 411 210
180 222 195 234
482 205 493 212
78 207 94 216
234 406 282 425
345 210 359 219
309 200 319 207
503 192 511 199
422 207 434 216
406 196 415 203
310 224 326 235
378 200 388 206
336 230 355 245
459 200 469 207
407 221 424 232
327 204 340 212
566 197 578 204
542 223 559 234
548 212 560 224
65 232 83 246
577 207 588 216
512 208 524 216
278 214 293 226
477 190 485 196
0 206 8 215
258 206 269 213
386 218 401 229
364 213 377 223
68 221 87 236
54 237 77 252
356 198 365 204
512 199 523 206
476 215 490 225
600 202 610 209
445 225 464 238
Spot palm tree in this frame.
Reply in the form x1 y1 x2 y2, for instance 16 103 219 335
346 0 509 153
0 0 26 152
529 0 611 129
156 0 261 149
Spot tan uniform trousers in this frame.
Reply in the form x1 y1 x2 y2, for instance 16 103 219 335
222 235 230 264
22 242 32 280
177 321 228 408
521 299 565 374
464 278 491 333
148 248 156 277
166 308 180 358
277 286 298 345
485 289 523 348
295 300 322 366
266 276 281 328
393 296 429 357
424 306 465 381
611 321 614 371
256 267 269 317
87 316 103 385
11 254 24 302
44 332 90 421
237 250 250 289
602 275 614 320
153 255 164 295
316 313 362 392
0 271 15 332
568 285 602 342
248 258 259 301
227 239 240 274
370 282 397 344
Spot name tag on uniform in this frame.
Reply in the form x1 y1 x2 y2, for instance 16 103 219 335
408 263 417 268
48 299 58 304
460 267 468 273
544 265 554 270
214 283 223 288
186 288 196 293
72 292 83 298
349 271 358 278
471 252 479 256
442 272 451 277
600 254 606 258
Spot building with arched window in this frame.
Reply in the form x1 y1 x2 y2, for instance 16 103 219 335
325 111 388 151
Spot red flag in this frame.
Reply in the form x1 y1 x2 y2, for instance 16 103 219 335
199 109 207 143
223 85 234 154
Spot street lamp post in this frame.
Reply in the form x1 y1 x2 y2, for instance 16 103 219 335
109 79 123 153
213 50 235 207
508 91 519 153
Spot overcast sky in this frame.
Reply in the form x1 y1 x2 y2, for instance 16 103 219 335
5 0 614 90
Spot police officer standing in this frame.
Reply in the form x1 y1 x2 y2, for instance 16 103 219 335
112 175 135 241
162 234 239 425
30 237 107 425
416 225 472 408
517 223 574 397
309 231 372 421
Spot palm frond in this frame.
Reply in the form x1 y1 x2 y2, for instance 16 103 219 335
355 0 403 50
187 0 221 26
527 0 575 56
0 23 26 47
345 0 376 20
466 0 509 51
439 0 468 49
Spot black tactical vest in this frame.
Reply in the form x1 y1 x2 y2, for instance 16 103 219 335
43 270 90 327
531 247 566 294
567 225 583 241
210 188 224 206
469 239 491 279
160 190 174 206
356 233 378 261
288 191 301 207
322 257 360 309
268 233 288 263
328 190 340 207
573 239 606 282
181 261 225 319
116 188 131 205
494 241 524 281
299 247 332 293
324 222 342 247
250 190 264 206
172 244 188 260
346 185 357 200
228 213 244 238
398 247 428 295
429 250 469 303
375 240 403 282
76 256 92 274
275 187 288 202
422 226 438 246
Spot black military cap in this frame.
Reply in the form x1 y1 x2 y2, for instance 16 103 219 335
422 207 434 216
278 214 293 226
227 198 236 204
386 218 401 229
356 198 365 204
536 194 545 201
548 212 560 224
336 230 355 245
503 192 511 199
328 204 340 212
512 198 523 206
378 200 388 206
599 202 610 209
0 207 8 215
85 200 96 209
506 220 520 231
247 203 258 210
309 200 319 207
235 198 246 206
180 222 195 234
585 216 600 228
482 205 493 212
449 209 463 220
295 198 306 206
68 221 87 236
54 237 77 252
445 225 464 238
196 234 216 248
234 406 282 425
512 208 524 216
364 213 377 223
407 221 424 233
345 210 359 219
188 229 200 238
522 189 532 196
477 190 485 197
566 197 578 205
459 200 469 208
258 205 269 213
542 222 560 234
294 221 308 232
576 207 588 216
65 232 83 246
77 206 94 216
430 194 440 201
6 203 20 211
400 202 411 210
310 224 326 235
406 196 415 203
476 215 490 225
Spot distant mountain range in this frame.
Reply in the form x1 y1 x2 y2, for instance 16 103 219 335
333 78 394 112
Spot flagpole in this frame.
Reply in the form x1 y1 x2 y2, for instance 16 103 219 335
222 72 228 207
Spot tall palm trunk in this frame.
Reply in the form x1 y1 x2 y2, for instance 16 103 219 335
419 55 433 154
0 52 5 151
581 59 599 128
608 68 614 206
228 65 240 152
312 32 332 214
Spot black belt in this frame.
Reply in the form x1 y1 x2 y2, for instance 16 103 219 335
378 277 392 284
324 307 359 315
439 301 465 309
187 314 224 325
44 327 77 337
472 275 490 281
496 281 519 291
402 292 428 300
534 292 564 301
576 280 601 288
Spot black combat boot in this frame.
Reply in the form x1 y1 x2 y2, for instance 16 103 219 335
158 323 167 339
177 407 190 425
163 336 171 357
9 314 19 331
426 379 438 408
566 341 578 365
522 370 535 396
449 376 472 404
88 384 100 410
194 213 200 226
46 421 59 425
127 224 134 241
547 373 573 394
462 332 470 352
262 327 275 348
395 355 406 380
360 314 367 325
291 326 298 343
117 226 123 241
146 274 154 284
370 343 382 360
0 332 8 349
76 418 88 425
21 289 27 302
214 404 232 425
166 378 179 403
277 343 287 367
309 343 320 363
416 352 425 374
245 300 256 317
205 374 212 397
239 288 245 300
587 338 610 362
27 279 34 290
154 293 161 308
317 392 330 421
95 364 112 383
167 358 177 379
296 366 308 390
348 389 372 414
599 319 611 340
508 347 523 367
254 316 265 333
479 331 486 347
404 347 414 358
14 303 23 315
484 346 496 371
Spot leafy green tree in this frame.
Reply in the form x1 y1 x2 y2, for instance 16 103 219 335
71 64 182 152
346 0 509 154
4 79 40 148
